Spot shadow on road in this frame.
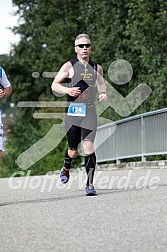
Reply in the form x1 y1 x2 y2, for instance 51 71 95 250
1 183 167 207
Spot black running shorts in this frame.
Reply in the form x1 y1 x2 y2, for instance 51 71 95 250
65 106 97 150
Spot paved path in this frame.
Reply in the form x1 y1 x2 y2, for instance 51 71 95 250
0 168 167 252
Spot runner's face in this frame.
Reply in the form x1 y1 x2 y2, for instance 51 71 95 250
75 38 91 59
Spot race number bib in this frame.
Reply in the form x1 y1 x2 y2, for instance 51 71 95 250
67 103 86 117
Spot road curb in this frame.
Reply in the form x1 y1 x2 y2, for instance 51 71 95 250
96 160 167 170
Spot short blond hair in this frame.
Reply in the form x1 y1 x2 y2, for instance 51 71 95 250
74 34 91 46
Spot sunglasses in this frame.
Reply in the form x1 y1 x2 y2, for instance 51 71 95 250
75 44 91 48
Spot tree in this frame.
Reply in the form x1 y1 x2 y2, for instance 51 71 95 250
1 0 167 176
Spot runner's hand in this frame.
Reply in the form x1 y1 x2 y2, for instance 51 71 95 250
68 87 81 97
99 93 107 102
0 89 5 99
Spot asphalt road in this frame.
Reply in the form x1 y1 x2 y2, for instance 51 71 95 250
0 168 167 252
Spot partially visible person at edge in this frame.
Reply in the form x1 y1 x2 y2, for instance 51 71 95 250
51 34 107 196
0 66 12 159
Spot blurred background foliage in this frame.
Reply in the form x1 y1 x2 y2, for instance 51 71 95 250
0 0 167 177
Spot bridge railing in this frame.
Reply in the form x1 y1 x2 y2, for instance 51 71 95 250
95 108 167 164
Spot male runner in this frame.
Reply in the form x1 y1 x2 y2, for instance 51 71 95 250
51 34 107 195
0 66 12 158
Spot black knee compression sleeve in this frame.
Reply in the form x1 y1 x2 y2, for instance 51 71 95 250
85 152 96 185
64 149 72 170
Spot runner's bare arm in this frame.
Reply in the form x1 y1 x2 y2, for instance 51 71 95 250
0 86 12 99
96 65 107 102
51 62 71 94
51 62 81 96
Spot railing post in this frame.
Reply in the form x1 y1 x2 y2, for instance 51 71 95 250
116 159 121 165
141 115 146 162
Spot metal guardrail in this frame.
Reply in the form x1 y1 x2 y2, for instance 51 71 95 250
95 108 167 164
